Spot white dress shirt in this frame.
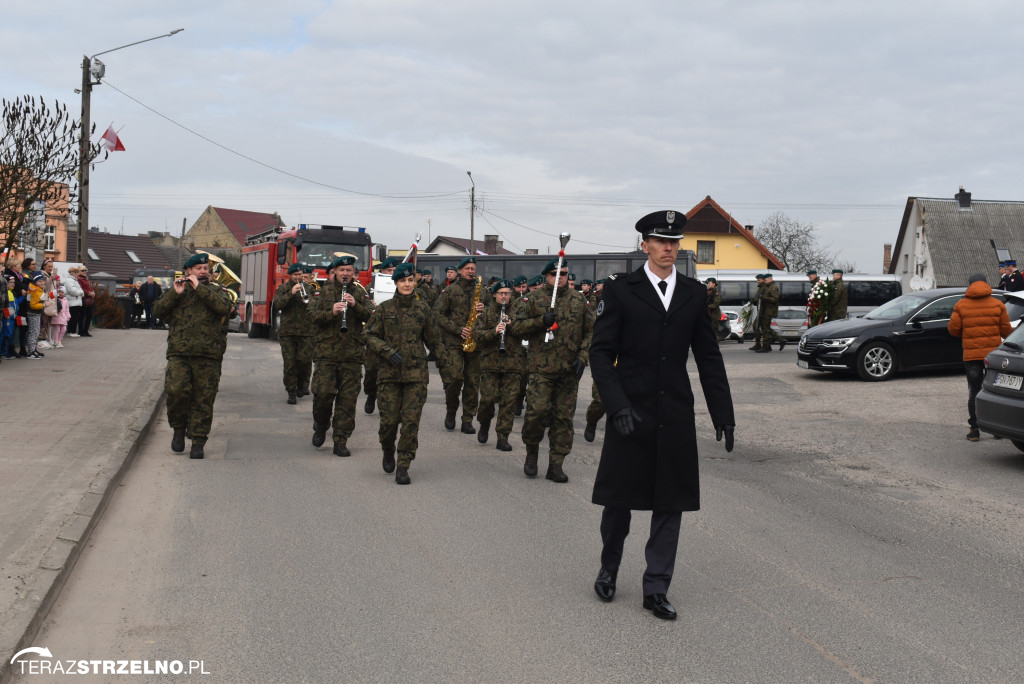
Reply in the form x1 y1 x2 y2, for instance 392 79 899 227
643 261 676 311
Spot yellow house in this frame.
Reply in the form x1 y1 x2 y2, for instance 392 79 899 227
683 196 783 270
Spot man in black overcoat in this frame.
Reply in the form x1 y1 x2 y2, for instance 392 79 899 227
590 210 736 620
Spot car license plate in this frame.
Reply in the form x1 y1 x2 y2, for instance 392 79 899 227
994 373 1023 390
797 359 809 369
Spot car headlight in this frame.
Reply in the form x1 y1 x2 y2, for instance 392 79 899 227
821 337 855 348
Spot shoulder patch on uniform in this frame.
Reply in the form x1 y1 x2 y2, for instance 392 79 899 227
606 274 618 281
596 300 605 317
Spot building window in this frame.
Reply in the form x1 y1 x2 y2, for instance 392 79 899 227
696 240 715 264
44 224 55 251
87 248 100 260
125 250 142 263
903 254 908 274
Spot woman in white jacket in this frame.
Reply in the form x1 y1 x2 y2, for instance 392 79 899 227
63 266 85 338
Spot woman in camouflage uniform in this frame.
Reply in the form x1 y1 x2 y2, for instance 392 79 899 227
474 280 527 452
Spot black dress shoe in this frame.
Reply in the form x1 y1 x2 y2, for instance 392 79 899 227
594 568 617 602
287 393 297 405
189 443 205 460
333 442 351 457
642 593 677 620
461 421 476 435
495 437 512 452
171 428 186 453
583 422 597 442
312 424 327 448
364 394 376 414
382 450 396 473
477 422 489 443
444 410 456 430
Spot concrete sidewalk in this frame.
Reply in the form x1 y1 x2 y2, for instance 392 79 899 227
0 329 167 683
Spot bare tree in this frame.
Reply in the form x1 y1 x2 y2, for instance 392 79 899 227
833 259 858 274
754 211 837 273
1 95 105 253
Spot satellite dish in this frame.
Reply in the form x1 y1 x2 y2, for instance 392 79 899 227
909 275 924 291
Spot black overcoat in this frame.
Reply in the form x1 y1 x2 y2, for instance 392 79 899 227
591 266 735 512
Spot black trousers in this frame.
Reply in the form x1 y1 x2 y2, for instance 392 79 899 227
600 507 682 596
965 360 985 429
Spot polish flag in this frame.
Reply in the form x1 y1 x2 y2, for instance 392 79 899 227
101 124 125 152
475 249 488 256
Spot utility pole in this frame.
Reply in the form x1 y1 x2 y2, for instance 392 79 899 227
178 217 186 269
467 171 475 255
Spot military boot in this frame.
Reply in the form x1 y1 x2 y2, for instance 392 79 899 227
514 399 524 417
546 463 569 483
461 420 476 435
189 442 205 460
444 410 456 430
755 346 772 353
524 445 539 478
333 441 351 457
171 428 186 453
477 421 490 444
495 435 512 452
287 392 297 405
748 344 762 351
312 423 327 448
364 394 376 414
382 449 396 473
583 422 597 442
395 466 411 485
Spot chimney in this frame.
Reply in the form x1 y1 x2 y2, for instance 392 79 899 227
955 186 972 210
883 243 892 272
484 234 499 255
524 248 539 255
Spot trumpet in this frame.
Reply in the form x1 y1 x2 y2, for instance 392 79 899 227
299 281 310 304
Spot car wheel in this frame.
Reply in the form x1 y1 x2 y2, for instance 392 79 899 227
1013 440 1024 454
856 341 897 381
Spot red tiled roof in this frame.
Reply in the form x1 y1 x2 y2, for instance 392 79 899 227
685 196 785 270
211 207 285 246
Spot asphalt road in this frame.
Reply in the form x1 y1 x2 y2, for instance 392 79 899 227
15 337 1024 683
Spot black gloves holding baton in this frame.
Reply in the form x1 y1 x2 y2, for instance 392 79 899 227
611 407 735 452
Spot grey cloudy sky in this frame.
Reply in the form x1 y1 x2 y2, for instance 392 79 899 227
5 0 1024 269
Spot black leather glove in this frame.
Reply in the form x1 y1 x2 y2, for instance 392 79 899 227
612 407 642 436
388 352 403 366
715 424 735 452
571 358 586 380
542 311 557 328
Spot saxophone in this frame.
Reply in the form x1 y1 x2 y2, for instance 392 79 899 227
461 276 483 352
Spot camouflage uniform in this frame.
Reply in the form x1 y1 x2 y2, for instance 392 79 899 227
364 291 440 469
513 282 594 467
272 280 314 395
707 284 723 340
434 277 484 423
475 298 527 442
154 280 234 446
311 279 373 445
829 277 848 321
585 383 605 425
758 279 781 346
416 280 439 308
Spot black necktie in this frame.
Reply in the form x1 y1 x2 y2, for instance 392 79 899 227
658 281 667 296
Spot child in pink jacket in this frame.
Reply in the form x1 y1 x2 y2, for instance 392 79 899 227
51 286 71 348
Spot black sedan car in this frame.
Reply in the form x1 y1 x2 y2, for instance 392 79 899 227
796 288 1024 381
977 324 1024 452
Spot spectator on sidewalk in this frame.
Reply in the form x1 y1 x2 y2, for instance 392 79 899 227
64 266 84 337
5 258 31 356
0 269 11 361
50 286 70 348
38 259 57 349
129 282 144 327
139 275 162 328
77 268 95 337
26 272 47 359
948 273 1012 442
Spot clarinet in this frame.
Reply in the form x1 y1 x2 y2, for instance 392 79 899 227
499 302 507 354
340 282 349 333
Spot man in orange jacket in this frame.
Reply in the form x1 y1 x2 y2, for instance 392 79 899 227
948 273 1012 441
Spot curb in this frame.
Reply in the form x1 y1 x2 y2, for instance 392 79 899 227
0 379 166 684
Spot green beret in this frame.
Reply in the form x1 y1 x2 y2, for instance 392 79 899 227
513 275 528 286
457 256 477 270
581 279 593 286
328 255 355 272
569 272 577 280
806 269 818 276
378 256 402 271
755 273 765 279
183 253 209 269
391 262 416 281
302 264 314 274
763 272 774 279
287 263 303 274
832 268 844 275
705 277 717 284
542 258 568 275
420 268 432 275
596 278 606 285
446 265 457 272
490 279 513 294
529 275 545 287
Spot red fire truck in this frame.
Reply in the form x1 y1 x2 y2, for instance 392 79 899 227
239 224 377 338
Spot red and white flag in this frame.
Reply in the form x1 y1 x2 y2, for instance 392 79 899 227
475 249 488 256
101 124 126 152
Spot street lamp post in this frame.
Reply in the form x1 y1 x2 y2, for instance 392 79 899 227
77 29 184 264
467 171 475 255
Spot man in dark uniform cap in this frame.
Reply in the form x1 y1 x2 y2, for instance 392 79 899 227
829 268 848 321
154 252 235 459
755 272 784 352
590 210 735 620
1006 260 1024 292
